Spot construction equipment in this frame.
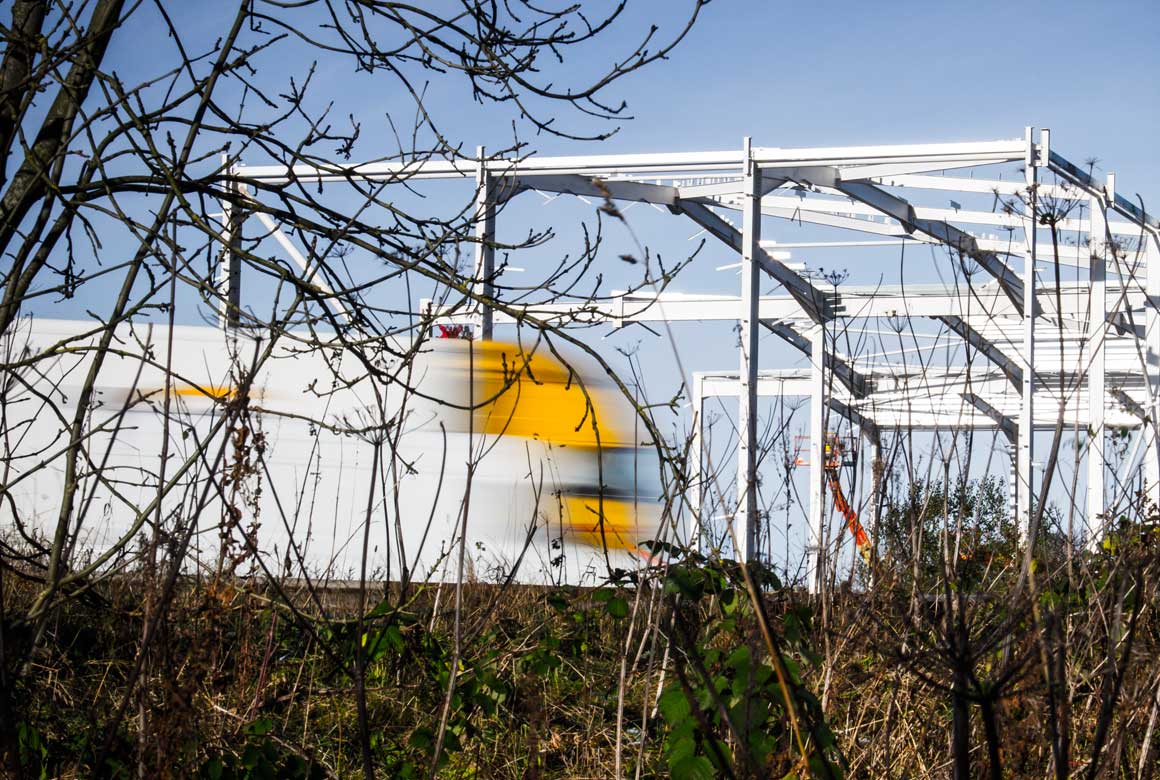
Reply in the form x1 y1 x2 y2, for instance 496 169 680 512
795 433 873 565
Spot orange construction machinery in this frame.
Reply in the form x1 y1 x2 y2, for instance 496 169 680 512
795 434 873 565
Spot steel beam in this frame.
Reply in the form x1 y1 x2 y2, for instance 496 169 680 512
828 396 880 440
677 200 829 322
718 192 1143 239
1017 129 1038 542
690 373 706 555
512 173 679 208
474 149 497 340
218 157 243 329
866 431 883 567
752 138 1026 171
807 324 825 594
736 139 761 563
869 173 1083 200
1048 151 1160 231
1088 192 1108 538
829 179 1028 314
241 149 745 184
937 315 1022 390
253 211 352 323
760 320 871 398
962 392 1017 442
1146 232 1160 507
692 368 1145 429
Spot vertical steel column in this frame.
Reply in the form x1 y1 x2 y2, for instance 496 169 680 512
736 138 761 562
473 146 496 340
217 155 242 329
1146 230 1160 507
1087 187 1108 537
1008 443 1019 525
1017 128 1038 541
807 324 825 594
865 429 882 565
690 374 706 554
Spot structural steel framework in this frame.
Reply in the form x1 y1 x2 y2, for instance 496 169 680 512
223 129 1160 591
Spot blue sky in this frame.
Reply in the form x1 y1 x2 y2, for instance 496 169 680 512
145 0 1155 180
589 1 1158 175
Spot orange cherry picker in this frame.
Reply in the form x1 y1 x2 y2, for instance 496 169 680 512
796 433 873 565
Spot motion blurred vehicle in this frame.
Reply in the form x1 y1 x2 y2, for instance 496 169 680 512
2 320 662 585
414 337 663 569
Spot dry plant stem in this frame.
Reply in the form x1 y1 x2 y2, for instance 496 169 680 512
137 237 179 777
430 338 476 778
1137 668 1160 780
354 436 383 780
1086 569 1142 780
614 574 646 777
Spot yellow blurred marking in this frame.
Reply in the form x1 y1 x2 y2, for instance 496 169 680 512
472 342 630 447
561 495 645 553
172 385 234 399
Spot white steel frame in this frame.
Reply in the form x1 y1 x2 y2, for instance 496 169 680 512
221 129 1160 590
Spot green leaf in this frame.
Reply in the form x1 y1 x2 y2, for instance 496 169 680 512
606 596 629 619
664 566 705 600
808 753 843 780
667 734 697 764
641 539 682 557
366 597 393 618
720 588 738 614
241 744 262 770
658 686 691 726
784 657 802 686
204 758 223 780
784 611 802 644
671 754 716 780
408 727 434 751
591 587 614 603
544 592 569 611
727 645 751 673
246 717 274 737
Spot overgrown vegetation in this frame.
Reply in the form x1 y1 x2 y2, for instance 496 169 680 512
6 512 1160 778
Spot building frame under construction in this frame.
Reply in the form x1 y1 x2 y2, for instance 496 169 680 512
224 129 1160 590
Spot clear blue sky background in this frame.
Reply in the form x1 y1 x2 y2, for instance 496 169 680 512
429 0 1159 183
565 0 1158 180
